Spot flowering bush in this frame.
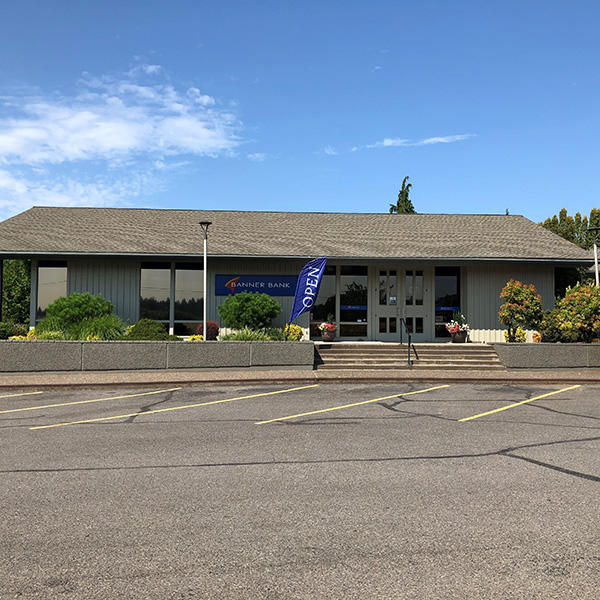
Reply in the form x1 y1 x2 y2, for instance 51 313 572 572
284 323 303 341
499 280 543 342
318 322 337 332
553 284 600 343
188 334 204 342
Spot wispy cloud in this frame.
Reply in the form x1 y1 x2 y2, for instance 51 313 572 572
0 167 155 215
323 145 338 156
373 65 382 72
352 134 475 151
247 152 268 162
0 65 243 218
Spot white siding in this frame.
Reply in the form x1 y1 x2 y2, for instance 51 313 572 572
463 264 554 342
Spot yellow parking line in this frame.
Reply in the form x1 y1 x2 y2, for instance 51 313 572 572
30 384 319 430
255 384 450 425
0 391 44 401
459 385 581 422
0 387 182 415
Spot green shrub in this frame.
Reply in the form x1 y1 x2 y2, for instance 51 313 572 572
539 309 563 342
0 322 30 339
218 292 281 329
75 314 127 341
168 335 183 341
222 327 276 341
498 280 543 342
0 322 12 339
125 319 169 340
45 293 113 330
10 323 28 337
36 330 65 340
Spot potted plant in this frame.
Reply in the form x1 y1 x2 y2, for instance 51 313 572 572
445 313 469 343
318 316 337 342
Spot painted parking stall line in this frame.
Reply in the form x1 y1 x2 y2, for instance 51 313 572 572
0 387 183 415
255 384 450 425
459 385 581 422
30 384 319 430
0 391 44 401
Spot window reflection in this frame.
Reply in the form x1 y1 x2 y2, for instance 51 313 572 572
140 263 170 321
175 264 203 321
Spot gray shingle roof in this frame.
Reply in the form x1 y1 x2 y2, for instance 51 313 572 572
0 206 593 262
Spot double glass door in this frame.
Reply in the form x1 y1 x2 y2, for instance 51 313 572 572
374 267 429 341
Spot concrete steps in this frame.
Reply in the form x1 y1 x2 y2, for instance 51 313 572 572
315 343 505 371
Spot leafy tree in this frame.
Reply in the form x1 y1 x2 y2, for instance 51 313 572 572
498 279 543 342
389 176 416 214
218 292 281 329
2 259 31 323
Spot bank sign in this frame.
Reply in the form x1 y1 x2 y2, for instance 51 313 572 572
215 274 298 296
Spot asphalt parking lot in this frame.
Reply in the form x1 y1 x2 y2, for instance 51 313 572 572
1 382 599 599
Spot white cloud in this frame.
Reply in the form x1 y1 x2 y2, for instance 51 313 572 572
323 145 338 156
0 65 243 219
0 168 155 217
358 133 475 151
373 66 382 72
0 67 240 166
247 152 267 162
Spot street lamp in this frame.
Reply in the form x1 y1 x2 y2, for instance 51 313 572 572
199 221 212 340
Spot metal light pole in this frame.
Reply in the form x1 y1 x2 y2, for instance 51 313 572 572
199 221 212 340
590 226 600 286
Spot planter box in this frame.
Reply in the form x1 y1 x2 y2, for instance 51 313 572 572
0 340 315 372
492 342 600 369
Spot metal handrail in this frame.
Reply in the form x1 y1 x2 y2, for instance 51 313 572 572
398 318 419 366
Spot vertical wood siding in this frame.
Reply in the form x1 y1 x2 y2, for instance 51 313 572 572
464 263 554 342
68 259 140 324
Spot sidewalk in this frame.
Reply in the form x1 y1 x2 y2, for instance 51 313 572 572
1 366 600 389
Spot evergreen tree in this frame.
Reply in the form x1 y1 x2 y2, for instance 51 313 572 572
540 208 600 249
389 176 416 214
2 259 31 323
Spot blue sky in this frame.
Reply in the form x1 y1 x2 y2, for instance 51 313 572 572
0 1 598 222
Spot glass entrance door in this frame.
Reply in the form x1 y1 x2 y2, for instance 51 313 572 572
374 269 400 341
404 269 428 342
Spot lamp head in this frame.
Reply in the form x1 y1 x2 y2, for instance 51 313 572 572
199 221 212 237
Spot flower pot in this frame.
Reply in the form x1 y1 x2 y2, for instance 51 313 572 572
321 329 336 342
451 331 467 343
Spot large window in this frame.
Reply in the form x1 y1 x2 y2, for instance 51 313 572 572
37 261 67 320
140 262 205 335
309 265 336 338
174 263 203 335
435 266 460 337
140 263 170 321
339 266 368 337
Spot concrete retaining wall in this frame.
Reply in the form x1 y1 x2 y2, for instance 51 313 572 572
493 343 600 369
0 341 315 372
